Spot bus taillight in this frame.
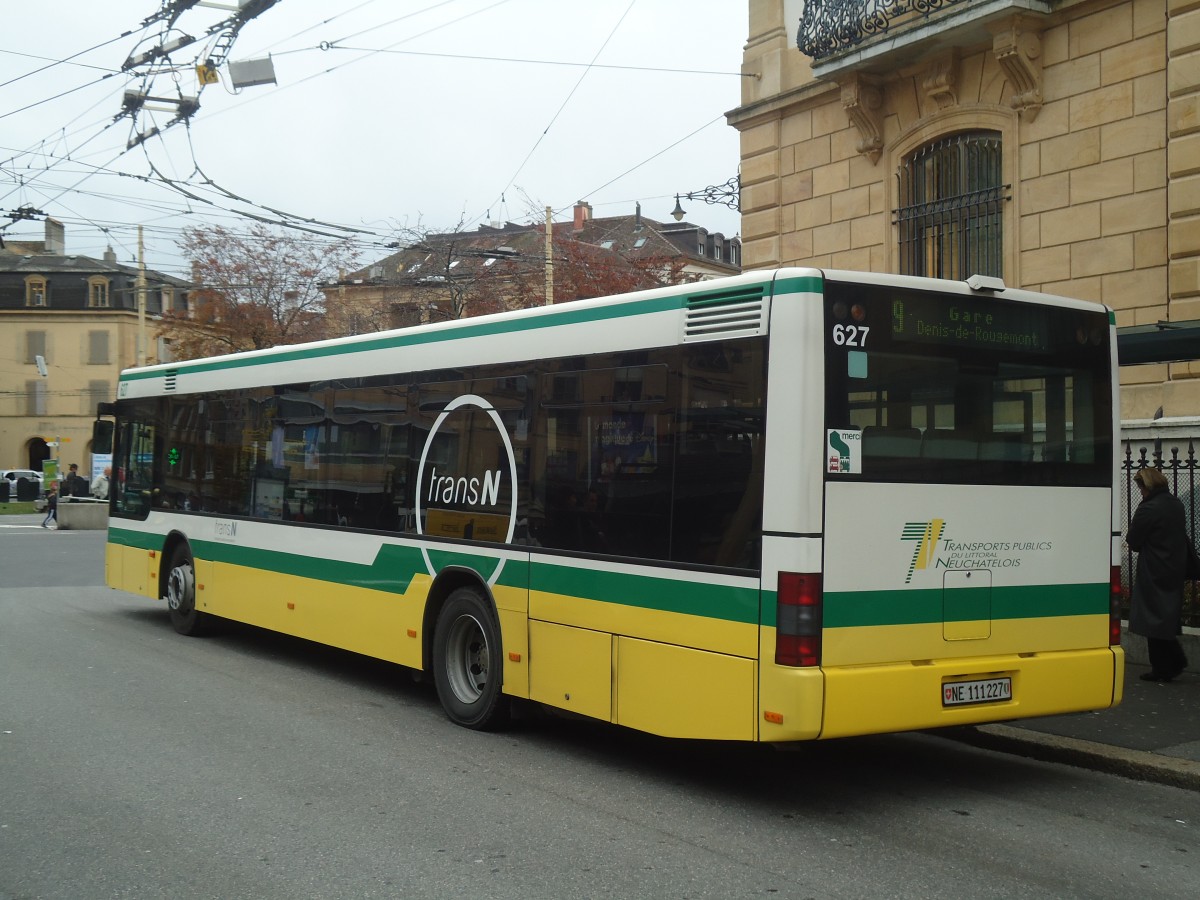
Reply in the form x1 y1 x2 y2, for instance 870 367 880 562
1110 565 1123 646
776 572 822 667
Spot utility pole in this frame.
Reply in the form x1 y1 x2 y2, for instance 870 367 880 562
544 206 554 306
136 225 147 366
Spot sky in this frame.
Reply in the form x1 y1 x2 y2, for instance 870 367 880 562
1 0 749 281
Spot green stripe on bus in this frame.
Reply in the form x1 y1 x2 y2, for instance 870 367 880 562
111 528 1101 628
771 276 823 298
108 528 758 621
821 583 1108 628
112 527 476 595
189 539 436 594
110 527 162 551
529 561 760 624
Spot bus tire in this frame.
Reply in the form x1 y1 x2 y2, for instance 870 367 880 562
432 587 509 730
165 546 210 636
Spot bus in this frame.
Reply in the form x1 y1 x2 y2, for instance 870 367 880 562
100 268 1123 740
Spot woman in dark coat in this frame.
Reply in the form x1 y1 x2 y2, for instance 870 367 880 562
1126 467 1191 682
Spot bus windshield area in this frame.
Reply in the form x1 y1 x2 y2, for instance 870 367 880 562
824 282 1112 486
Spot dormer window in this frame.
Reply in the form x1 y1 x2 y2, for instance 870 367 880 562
88 276 110 308
25 276 47 307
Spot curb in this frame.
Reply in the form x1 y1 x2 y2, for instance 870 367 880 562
938 724 1200 792
1121 626 1200 674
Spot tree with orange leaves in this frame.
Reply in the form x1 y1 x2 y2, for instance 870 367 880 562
159 223 361 360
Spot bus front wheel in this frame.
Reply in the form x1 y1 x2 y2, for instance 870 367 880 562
165 546 210 636
432 588 509 730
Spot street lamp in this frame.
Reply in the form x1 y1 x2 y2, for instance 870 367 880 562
31 355 57 487
671 176 741 222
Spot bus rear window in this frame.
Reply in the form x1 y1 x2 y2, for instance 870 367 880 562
824 283 1111 486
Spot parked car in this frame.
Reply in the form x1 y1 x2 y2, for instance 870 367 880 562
2 468 44 504
2 468 43 486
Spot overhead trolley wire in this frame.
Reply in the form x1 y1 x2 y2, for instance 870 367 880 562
568 113 730 214
320 46 748 79
0 29 138 91
476 0 638 228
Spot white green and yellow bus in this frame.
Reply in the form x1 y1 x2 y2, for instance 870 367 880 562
101 268 1123 740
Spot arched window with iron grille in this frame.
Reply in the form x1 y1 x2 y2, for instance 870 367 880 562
894 131 1009 279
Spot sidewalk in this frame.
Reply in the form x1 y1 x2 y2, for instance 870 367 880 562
947 656 1200 791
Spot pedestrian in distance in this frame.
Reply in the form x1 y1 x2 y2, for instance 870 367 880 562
1127 466 1194 682
41 484 58 529
91 466 111 500
64 463 87 498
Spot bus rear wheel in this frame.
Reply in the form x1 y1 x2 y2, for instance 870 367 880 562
432 587 509 730
165 546 211 636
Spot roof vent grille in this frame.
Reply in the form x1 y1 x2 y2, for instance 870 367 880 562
682 285 768 342
163 369 178 392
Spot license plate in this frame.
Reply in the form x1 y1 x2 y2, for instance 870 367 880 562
942 676 1012 707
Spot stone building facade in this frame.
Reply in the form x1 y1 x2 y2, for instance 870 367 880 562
730 0 1199 420
0 221 187 475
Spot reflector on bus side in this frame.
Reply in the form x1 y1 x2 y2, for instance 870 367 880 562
776 572 822 667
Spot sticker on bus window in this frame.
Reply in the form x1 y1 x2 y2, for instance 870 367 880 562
847 350 867 379
827 429 862 475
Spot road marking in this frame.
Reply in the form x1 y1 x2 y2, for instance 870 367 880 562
0 524 82 532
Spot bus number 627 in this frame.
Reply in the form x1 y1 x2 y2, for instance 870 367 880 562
832 324 869 347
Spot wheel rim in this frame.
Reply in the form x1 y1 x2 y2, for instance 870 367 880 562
444 613 490 704
166 563 194 614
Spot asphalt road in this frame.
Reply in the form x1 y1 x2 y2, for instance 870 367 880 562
1 519 1197 899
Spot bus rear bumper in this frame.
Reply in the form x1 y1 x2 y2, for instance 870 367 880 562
758 646 1124 742
816 647 1124 740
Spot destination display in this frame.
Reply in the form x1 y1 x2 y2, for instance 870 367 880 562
890 295 1050 353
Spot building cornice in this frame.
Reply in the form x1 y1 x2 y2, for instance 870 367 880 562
726 79 840 129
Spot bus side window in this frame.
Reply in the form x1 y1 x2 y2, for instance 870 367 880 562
922 430 979 460
861 426 921 457
979 434 1032 462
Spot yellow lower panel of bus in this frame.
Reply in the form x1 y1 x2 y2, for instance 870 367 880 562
529 620 613 720
615 637 756 741
106 542 158 598
527 622 758 740
201 560 426 668
823 615 1111 667
495 605 530 699
530 590 757 658
757 628 826 741
819 646 1123 739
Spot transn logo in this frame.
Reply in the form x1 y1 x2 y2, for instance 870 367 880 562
901 519 946 584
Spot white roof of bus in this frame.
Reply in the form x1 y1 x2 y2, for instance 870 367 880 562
117 268 1110 398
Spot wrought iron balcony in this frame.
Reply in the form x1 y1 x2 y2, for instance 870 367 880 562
798 0 1051 62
